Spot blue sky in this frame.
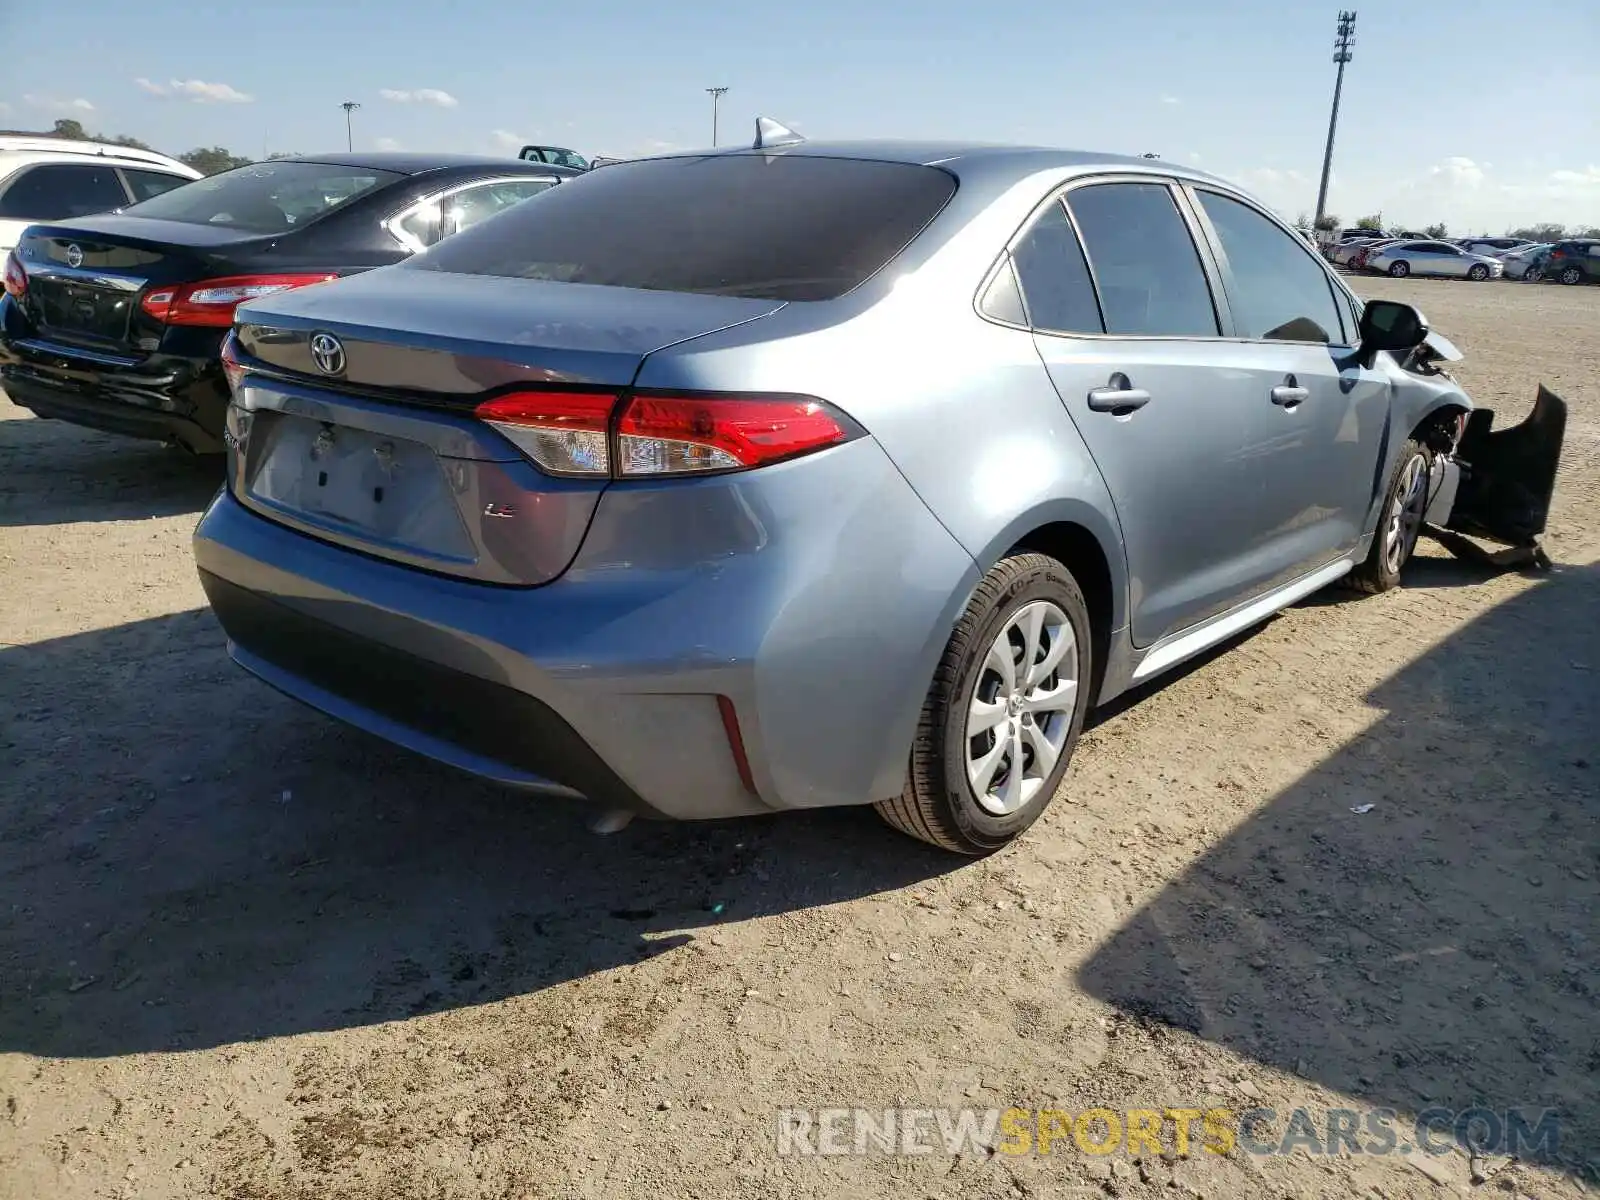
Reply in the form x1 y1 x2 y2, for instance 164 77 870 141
2 0 1595 232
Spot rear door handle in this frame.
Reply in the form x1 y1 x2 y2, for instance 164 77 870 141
1087 385 1151 413
1271 384 1309 407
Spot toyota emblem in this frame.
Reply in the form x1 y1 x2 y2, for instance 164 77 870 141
309 332 346 376
65 244 83 268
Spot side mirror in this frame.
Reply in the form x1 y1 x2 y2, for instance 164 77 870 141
1357 299 1427 366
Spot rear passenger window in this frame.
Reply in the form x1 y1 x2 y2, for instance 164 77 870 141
1196 191 1346 344
977 256 1027 326
1065 183 1218 337
1009 201 1103 333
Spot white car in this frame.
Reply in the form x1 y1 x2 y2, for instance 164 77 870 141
1500 243 1553 280
0 137 200 253
1459 236 1533 259
1366 239 1504 281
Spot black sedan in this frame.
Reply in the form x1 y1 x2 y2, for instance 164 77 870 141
0 153 577 453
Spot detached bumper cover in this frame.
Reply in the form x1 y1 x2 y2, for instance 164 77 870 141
1446 385 1567 547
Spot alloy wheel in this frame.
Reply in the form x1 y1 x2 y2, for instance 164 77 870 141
1384 452 1429 575
964 600 1078 817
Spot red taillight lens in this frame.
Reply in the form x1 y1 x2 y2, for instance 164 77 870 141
3 251 26 299
616 394 851 476
140 273 337 327
219 330 245 395
474 390 618 477
474 388 855 479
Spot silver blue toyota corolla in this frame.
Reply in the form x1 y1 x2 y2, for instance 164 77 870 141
193 127 1564 854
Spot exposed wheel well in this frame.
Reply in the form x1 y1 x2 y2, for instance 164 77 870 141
1008 522 1114 706
1412 402 1469 455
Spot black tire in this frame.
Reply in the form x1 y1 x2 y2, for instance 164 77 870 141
1468 264 1489 281
1388 261 1410 278
876 553 1093 855
1559 266 1583 286
1346 439 1432 594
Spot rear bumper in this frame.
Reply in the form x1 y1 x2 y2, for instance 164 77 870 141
192 437 980 820
0 320 228 453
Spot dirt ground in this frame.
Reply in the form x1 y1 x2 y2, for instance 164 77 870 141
1 276 1595 1200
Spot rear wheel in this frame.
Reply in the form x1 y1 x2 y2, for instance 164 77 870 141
877 553 1092 855
1559 265 1584 285
1468 263 1489 281
1347 439 1431 594
1388 261 1411 278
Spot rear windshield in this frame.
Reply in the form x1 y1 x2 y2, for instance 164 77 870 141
121 161 402 233
408 154 959 301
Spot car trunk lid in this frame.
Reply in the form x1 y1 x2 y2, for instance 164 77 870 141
11 217 276 354
228 270 786 585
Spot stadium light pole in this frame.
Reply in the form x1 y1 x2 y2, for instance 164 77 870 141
1313 11 1356 231
341 101 361 152
706 87 729 147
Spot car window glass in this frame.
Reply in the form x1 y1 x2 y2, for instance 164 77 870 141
0 164 128 220
1197 190 1345 344
122 169 190 203
441 179 558 239
412 155 958 301
1008 200 1103 333
120 161 400 233
1065 182 1218 337
977 255 1027 325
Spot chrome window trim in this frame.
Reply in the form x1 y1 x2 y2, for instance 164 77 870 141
383 174 562 253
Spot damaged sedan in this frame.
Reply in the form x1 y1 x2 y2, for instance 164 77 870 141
192 128 1565 855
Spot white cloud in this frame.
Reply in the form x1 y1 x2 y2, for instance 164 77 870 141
0 101 10 116
489 129 524 151
1160 94 1181 106
374 136 404 152
379 88 458 108
1427 156 1484 188
1187 152 1202 164
135 77 252 104
24 94 95 114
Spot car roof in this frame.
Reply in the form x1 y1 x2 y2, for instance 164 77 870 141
275 152 580 176
652 139 1233 187
0 134 197 175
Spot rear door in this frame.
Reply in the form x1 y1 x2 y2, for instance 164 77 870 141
1019 177 1289 647
1187 186 1390 585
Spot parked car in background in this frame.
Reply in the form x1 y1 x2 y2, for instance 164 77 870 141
1330 236 1397 266
0 136 199 253
1366 240 1504 280
191 136 1553 855
517 144 591 170
1544 238 1600 285
1348 238 1401 271
1 153 576 452
1501 243 1553 280
1460 236 1532 258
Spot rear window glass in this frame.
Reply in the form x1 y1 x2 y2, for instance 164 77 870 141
409 154 959 301
121 161 402 233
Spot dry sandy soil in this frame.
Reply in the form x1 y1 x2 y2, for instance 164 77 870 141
1 277 1596 1200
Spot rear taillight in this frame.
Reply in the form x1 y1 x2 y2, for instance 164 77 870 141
219 330 245 394
140 273 336 327
3 251 26 299
616 395 850 475
475 391 616 477
472 388 856 479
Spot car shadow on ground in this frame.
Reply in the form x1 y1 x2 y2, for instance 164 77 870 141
1077 561 1599 1180
0 404 221 527
0 607 959 1059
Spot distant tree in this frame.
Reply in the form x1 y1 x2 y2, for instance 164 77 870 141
1355 214 1383 230
266 151 302 160
1578 226 1600 239
1509 223 1566 242
1313 213 1340 232
1294 211 1312 231
1424 222 1448 239
109 133 155 152
51 118 89 140
179 146 252 176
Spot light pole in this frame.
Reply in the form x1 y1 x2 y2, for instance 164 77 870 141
706 87 729 147
1313 11 1356 231
341 101 361 152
